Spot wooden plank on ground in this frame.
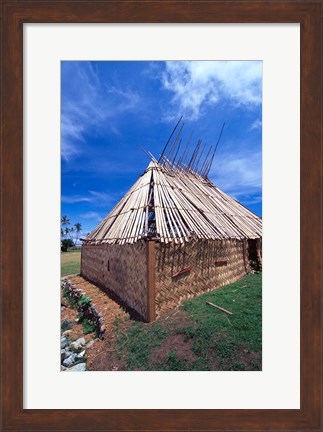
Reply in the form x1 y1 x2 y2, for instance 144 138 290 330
206 301 232 315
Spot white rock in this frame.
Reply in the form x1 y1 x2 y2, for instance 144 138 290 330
70 342 80 351
63 354 76 367
68 363 86 372
86 340 95 349
70 337 86 351
62 329 72 336
76 350 85 359
61 349 69 362
60 337 69 349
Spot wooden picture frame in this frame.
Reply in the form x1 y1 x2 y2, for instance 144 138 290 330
1 1 321 430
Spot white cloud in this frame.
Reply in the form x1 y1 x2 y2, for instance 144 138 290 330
160 61 262 120
88 190 114 204
61 190 114 205
62 115 85 141
61 195 91 204
209 148 262 200
61 115 85 160
61 62 141 161
241 195 262 206
80 211 103 221
250 119 262 130
106 86 140 111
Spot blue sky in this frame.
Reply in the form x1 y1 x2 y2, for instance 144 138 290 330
61 61 262 238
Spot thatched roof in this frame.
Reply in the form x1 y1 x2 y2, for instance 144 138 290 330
83 161 262 245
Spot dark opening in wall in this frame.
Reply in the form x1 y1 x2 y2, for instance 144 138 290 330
248 239 261 271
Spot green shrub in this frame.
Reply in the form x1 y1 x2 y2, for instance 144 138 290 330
62 239 74 248
82 318 95 334
78 295 92 307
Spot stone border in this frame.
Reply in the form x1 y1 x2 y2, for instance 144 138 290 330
62 278 106 339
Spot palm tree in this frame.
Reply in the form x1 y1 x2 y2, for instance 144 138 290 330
68 227 75 244
61 215 70 227
61 215 70 239
60 217 82 247
74 223 82 234
74 223 82 246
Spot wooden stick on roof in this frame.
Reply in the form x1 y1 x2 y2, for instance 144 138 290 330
148 151 158 163
158 115 183 164
187 139 201 172
204 122 225 178
190 140 202 173
171 138 182 167
166 122 184 165
186 140 200 171
177 130 194 168
193 142 206 174
140 146 156 163
200 144 213 177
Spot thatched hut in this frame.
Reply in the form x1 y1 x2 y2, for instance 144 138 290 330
81 155 262 322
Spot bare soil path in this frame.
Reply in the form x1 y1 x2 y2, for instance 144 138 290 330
68 275 131 370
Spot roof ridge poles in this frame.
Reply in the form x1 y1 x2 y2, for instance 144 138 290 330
200 144 213 178
161 156 174 174
165 122 184 168
190 140 203 175
139 146 157 163
148 151 158 163
171 138 182 168
187 139 201 173
158 115 183 164
177 130 194 170
193 141 206 174
204 122 225 178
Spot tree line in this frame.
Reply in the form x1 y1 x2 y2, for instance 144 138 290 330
61 215 82 250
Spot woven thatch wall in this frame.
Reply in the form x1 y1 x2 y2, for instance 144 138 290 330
154 239 248 317
81 242 148 320
81 238 261 322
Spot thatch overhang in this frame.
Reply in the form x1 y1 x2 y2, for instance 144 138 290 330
82 161 262 245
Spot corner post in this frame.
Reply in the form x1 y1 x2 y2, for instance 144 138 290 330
146 240 156 322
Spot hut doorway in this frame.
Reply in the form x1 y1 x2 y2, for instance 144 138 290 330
248 239 262 271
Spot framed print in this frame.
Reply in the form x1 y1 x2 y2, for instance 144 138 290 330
25 24 299 410
1 1 322 431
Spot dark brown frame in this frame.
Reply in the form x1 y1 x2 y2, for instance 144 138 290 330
1 1 322 431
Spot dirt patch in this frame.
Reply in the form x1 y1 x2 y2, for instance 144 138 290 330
69 275 130 335
86 319 132 371
86 338 127 371
61 297 92 342
158 309 194 332
150 333 198 365
236 346 261 370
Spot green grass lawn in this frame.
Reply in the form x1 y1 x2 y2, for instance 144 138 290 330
61 250 81 277
114 273 262 371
